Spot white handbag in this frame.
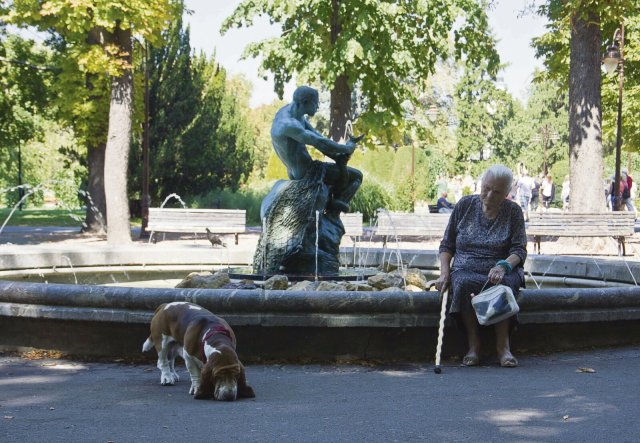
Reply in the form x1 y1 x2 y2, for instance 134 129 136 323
471 284 520 326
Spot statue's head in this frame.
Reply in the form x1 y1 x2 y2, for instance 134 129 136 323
293 86 319 116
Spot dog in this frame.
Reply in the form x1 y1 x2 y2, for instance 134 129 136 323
142 302 255 401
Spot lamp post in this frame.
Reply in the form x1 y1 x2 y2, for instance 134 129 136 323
17 142 24 211
532 125 559 175
603 25 624 211
140 41 151 237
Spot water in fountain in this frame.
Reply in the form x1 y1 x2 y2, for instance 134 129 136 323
377 208 407 287
536 255 557 289
315 210 319 282
261 217 267 284
61 255 78 285
148 193 190 244
526 270 541 289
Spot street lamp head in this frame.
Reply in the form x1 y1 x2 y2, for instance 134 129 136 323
602 45 621 75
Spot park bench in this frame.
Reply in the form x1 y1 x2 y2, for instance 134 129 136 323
375 210 450 247
527 212 636 256
147 208 246 244
340 212 364 238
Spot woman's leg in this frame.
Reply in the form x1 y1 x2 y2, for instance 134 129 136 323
461 308 481 365
495 319 517 367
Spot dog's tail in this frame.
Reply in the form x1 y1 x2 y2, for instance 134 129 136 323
142 337 154 352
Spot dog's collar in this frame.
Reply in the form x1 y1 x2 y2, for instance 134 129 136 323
200 325 232 361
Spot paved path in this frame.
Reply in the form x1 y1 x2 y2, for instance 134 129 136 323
1 347 639 442
3 225 640 258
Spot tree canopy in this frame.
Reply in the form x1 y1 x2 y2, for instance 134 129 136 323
8 0 183 242
222 0 499 144
129 18 255 204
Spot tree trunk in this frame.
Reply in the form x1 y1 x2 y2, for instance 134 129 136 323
329 0 352 142
330 75 352 142
81 28 108 234
82 142 107 234
104 26 133 244
568 9 604 212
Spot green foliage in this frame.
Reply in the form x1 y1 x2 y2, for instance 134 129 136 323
191 186 270 226
129 19 255 204
263 151 289 181
518 76 569 176
394 176 418 212
0 208 84 226
0 34 55 195
222 0 499 146
533 1 640 154
246 100 286 181
455 61 516 166
350 179 393 222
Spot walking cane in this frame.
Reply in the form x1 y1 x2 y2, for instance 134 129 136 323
434 287 449 374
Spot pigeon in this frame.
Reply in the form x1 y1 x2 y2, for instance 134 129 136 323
205 228 227 248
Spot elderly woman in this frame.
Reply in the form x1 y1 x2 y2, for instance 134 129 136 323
435 165 527 367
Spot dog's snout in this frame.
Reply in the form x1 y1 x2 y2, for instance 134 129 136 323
215 386 238 401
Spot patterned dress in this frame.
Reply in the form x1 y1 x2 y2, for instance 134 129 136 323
439 195 527 323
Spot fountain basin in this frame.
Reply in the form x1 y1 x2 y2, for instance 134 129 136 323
1 245 640 361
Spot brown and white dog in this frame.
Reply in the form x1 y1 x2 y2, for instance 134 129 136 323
142 302 255 401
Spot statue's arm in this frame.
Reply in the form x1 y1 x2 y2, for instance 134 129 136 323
285 124 355 158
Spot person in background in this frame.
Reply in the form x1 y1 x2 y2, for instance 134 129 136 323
516 171 534 221
530 174 540 213
436 191 455 214
435 164 526 368
609 174 627 211
508 174 519 201
541 174 554 210
604 177 612 210
561 175 570 211
622 169 635 214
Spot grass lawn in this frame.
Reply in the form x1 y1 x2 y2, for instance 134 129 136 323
0 207 143 228
0 208 85 227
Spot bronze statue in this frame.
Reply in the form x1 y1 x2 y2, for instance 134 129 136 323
254 86 363 275
271 86 362 213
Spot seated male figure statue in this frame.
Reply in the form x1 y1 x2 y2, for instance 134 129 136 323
271 85 362 212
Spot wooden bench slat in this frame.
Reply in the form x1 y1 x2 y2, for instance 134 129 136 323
148 207 247 244
527 212 635 255
340 213 364 237
375 211 450 244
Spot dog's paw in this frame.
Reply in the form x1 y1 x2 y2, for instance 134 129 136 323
160 373 177 385
189 382 199 395
171 371 180 382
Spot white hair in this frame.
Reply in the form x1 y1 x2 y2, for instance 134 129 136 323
481 164 513 191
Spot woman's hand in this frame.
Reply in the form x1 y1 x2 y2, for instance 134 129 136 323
435 271 450 293
488 265 506 284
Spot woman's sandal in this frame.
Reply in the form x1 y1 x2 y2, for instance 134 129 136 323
499 356 518 368
462 355 480 367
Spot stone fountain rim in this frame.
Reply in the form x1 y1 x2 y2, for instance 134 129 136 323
2 245 640 359
0 244 639 284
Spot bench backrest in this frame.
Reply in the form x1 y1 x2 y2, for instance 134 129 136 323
148 208 246 233
340 212 364 237
376 211 450 236
527 212 635 236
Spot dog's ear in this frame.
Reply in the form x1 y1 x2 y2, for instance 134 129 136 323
237 364 255 398
194 360 215 400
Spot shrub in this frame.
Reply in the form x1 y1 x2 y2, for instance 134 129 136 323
350 179 394 223
192 186 271 225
